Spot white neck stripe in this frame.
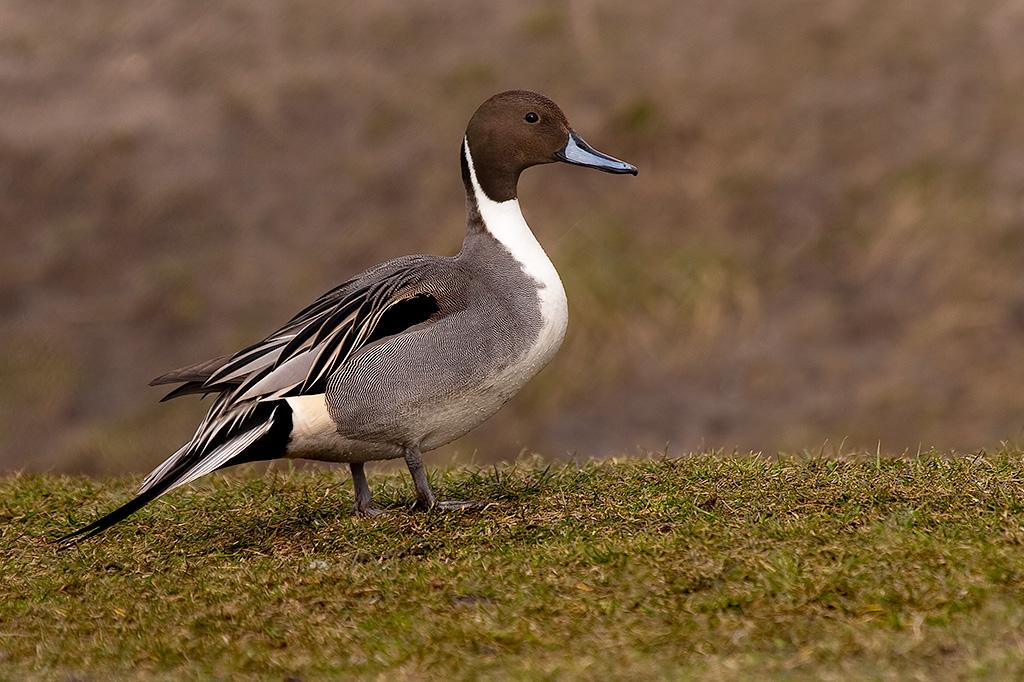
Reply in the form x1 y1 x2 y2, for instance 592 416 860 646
462 137 568 366
463 138 554 284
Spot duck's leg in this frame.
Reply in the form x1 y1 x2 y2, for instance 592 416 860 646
404 447 482 511
350 462 383 517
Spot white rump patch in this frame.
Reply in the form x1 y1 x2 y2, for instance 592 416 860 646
284 394 344 455
287 394 333 436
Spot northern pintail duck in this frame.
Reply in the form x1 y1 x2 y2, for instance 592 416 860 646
61 90 637 544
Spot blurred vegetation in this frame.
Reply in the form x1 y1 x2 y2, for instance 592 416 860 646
3 0 1024 473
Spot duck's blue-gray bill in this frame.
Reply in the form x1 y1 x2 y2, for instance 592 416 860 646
556 131 638 175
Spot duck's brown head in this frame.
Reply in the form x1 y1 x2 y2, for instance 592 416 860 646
463 90 637 203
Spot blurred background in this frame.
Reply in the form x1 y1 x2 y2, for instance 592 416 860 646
3 0 1024 474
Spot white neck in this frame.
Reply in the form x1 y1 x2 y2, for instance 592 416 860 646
463 138 559 288
462 138 568 360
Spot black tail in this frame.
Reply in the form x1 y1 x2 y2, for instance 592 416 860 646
56 476 179 548
56 401 293 548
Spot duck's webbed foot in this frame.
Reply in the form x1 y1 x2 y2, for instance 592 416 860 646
404 448 486 512
350 462 384 517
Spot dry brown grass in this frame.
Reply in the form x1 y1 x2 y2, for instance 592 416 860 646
3 0 1024 473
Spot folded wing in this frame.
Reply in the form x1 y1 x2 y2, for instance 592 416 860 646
60 257 448 544
153 257 443 402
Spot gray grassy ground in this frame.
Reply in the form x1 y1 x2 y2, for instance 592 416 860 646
4 451 1024 679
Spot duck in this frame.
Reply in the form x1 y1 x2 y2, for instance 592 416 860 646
59 90 637 545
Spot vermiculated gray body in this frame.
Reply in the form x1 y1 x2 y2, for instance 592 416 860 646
306 229 547 461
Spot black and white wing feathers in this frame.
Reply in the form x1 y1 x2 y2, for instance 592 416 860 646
59 257 447 545
156 256 443 402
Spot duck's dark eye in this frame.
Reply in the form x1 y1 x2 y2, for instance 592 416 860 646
524 112 539 124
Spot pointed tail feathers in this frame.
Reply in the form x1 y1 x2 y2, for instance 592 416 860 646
137 443 189 494
149 355 231 386
58 401 293 547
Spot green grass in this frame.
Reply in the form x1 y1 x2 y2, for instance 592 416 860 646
4 452 1024 680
